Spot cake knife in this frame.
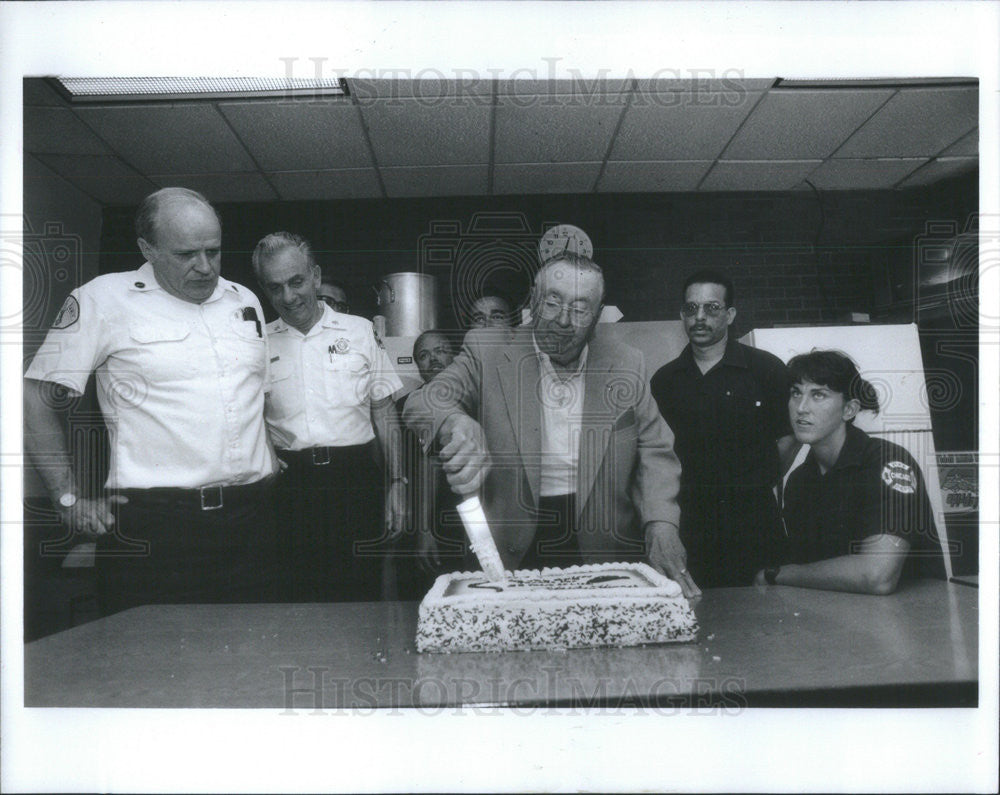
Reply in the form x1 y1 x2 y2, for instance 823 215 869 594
455 495 508 585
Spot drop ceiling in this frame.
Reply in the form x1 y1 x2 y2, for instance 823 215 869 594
23 76 978 206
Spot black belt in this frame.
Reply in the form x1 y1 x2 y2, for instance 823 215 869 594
112 476 276 512
277 444 373 467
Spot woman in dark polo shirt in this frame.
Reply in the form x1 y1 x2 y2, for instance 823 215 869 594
755 350 944 594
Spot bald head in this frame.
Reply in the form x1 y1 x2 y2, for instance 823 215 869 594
135 187 220 247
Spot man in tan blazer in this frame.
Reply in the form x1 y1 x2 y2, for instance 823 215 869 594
402 253 700 598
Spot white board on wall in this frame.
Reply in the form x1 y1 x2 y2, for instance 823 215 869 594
742 324 932 434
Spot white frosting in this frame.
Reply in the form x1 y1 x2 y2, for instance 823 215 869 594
425 562 683 603
416 562 697 653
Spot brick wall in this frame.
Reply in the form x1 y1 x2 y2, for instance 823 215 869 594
99 172 977 336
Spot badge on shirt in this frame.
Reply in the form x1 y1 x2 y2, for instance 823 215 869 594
52 295 79 329
882 461 917 494
330 338 351 355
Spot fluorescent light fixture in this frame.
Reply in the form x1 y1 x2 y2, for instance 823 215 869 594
50 76 348 102
774 77 977 89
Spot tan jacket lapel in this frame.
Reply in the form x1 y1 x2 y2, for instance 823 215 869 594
497 339 543 506
577 341 619 513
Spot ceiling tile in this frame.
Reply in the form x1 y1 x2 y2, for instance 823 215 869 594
494 97 625 164
700 160 822 192
23 78 67 106
217 100 371 171
24 107 113 155
609 92 763 161
150 172 278 203
635 78 774 94
496 79 632 97
74 104 257 174
835 86 978 158
598 161 711 193
494 162 601 194
897 157 978 188
381 165 487 198
805 158 926 190
34 153 157 205
361 99 491 166
268 169 383 200
940 128 978 157
349 78 493 102
725 89 894 159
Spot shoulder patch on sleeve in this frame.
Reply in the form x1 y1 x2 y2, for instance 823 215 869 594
51 295 79 329
881 460 917 494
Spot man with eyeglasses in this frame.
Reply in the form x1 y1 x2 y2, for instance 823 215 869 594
402 254 696 597
318 277 351 314
650 269 798 588
465 294 515 329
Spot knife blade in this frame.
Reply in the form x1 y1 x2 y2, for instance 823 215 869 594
455 495 508 586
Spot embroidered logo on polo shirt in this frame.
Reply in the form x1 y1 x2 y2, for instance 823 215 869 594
881 461 917 494
52 295 79 329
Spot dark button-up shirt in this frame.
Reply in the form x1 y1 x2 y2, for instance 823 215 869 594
650 338 792 490
782 423 944 579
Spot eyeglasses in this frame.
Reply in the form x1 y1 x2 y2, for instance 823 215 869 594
471 310 510 326
681 301 727 318
321 296 350 314
537 297 595 327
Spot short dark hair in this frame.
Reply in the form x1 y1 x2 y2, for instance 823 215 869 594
135 187 220 245
683 269 734 307
413 328 457 356
787 349 880 418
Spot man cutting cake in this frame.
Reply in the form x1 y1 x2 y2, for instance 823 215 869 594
402 253 699 598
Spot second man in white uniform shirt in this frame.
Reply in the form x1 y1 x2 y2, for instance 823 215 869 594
253 232 405 602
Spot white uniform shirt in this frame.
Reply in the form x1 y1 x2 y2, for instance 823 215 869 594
264 303 403 450
533 337 587 497
25 262 278 489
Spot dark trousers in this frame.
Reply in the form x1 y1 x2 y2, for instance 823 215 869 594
95 480 280 616
276 443 390 602
518 493 585 571
679 484 783 588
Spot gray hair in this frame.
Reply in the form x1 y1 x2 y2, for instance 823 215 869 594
251 231 318 280
532 252 606 304
135 187 220 245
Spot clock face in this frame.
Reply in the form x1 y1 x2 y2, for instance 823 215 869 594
538 224 594 264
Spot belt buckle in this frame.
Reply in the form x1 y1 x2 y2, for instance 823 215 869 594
200 485 224 511
311 447 331 466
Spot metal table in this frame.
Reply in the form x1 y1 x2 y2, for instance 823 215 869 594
24 578 978 708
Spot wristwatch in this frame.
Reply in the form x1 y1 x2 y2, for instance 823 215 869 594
58 492 78 509
764 566 781 586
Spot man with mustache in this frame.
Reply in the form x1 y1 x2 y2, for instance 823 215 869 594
398 329 465 587
402 253 696 597
650 269 798 588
